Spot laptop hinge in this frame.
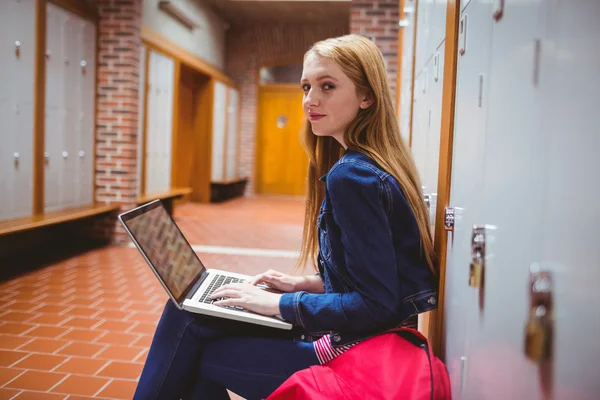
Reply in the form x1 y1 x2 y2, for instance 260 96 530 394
185 271 209 302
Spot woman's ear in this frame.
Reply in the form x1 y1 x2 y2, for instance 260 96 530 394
359 92 374 109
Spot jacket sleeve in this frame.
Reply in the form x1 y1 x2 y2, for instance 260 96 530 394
279 162 405 333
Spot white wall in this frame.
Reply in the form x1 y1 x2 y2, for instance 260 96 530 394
142 0 227 69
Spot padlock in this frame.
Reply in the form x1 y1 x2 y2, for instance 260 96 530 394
524 305 552 363
469 261 483 288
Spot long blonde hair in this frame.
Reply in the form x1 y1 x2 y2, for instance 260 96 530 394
298 34 437 275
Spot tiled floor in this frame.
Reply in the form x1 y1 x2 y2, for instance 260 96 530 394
0 196 305 399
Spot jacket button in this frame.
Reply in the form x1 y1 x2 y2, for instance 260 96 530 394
427 296 437 305
301 335 306 340
332 334 341 342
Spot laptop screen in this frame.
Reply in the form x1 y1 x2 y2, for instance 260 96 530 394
120 200 205 303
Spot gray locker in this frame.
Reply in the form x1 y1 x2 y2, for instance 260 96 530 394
44 3 97 212
442 1 493 398
76 20 96 207
225 87 239 181
211 81 227 182
399 0 416 143
145 50 174 194
0 0 36 220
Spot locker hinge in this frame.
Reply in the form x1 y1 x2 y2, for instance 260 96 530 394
444 207 455 231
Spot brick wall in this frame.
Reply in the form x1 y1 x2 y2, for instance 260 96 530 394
350 0 400 104
91 0 142 243
226 24 348 195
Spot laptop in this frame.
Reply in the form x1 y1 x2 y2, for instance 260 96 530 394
118 200 293 330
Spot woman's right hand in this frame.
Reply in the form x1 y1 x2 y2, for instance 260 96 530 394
249 270 303 293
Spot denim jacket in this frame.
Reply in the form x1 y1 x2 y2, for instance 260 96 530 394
279 150 438 348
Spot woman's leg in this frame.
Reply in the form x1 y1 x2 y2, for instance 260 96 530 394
188 336 319 400
133 300 301 400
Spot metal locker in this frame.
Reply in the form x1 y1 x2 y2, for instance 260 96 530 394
0 100 13 218
414 0 432 75
11 0 35 103
44 107 63 213
225 87 239 181
137 45 147 197
45 3 65 108
399 0 416 144
423 41 445 233
461 0 546 398
211 81 227 182
2 0 35 220
410 65 430 188
529 1 600 398
145 51 174 194
430 0 447 60
442 2 493 398
76 19 96 207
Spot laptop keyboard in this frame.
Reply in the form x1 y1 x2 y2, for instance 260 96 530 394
198 274 246 311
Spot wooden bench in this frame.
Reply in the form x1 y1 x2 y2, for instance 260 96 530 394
0 204 121 237
137 187 193 215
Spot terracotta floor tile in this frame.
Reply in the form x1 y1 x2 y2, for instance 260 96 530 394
5 370 67 391
93 300 126 310
127 312 160 324
0 323 35 335
0 302 38 312
56 342 106 358
94 310 132 320
12 391 67 399
0 367 25 386
0 350 28 367
60 317 100 329
28 313 71 326
12 353 68 371
97 379 137 399
25 326 70 339
54 357 108 375
35 305 69 314
133 349 148 364
95 345 144 362
95 332 138 346
62 297 101 308
19 338 69 354
95 320 135 332
97 361 143 380
0 311 37 324
131 335 153 348
51 375 110 397
0 334 32 350
64 307 99 318
128 322 157 335
35 295 72 304
0 388 21 400
58 329 103 342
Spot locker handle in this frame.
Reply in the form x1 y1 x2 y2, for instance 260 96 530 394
493 0 505 21
434 53 440 82
15 41 21 57
44 152 49 165
14 152 19 160
62 151 69 158
524 265 554 363
459 15 468 56
79 151 85 158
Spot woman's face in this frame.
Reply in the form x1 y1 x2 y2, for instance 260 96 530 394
301 53 371 148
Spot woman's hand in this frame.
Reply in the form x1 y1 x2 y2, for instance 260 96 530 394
249 270 303 293
210 283 283 316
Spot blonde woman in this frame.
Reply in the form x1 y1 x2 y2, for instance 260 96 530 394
133 34 438 400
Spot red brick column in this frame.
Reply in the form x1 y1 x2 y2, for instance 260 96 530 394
350 0 400 104
92 0 142 243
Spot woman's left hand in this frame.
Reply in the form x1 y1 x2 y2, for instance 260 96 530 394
210 283 283 317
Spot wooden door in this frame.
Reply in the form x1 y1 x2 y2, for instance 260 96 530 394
256 84 307 196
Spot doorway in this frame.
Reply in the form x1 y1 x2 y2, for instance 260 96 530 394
255 84 307 196
171 63 212 203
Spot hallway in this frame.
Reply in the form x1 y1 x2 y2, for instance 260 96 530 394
0 197 304 399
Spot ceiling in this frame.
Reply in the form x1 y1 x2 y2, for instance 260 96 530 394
198 0 351 27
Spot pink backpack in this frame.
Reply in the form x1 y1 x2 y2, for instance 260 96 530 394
267 328 452 400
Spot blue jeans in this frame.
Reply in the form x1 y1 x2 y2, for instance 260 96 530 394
133 301 319 400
